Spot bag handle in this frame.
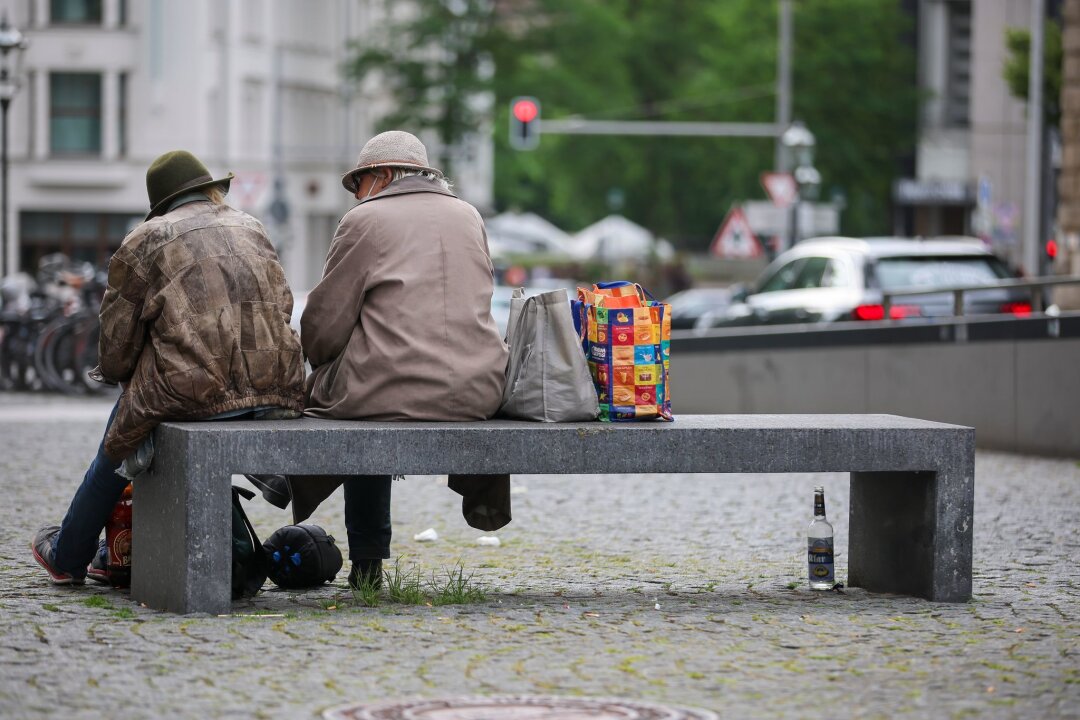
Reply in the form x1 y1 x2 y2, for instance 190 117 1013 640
575 299 587 344
231 486 269 596
232 487 261 551
588 281 650 308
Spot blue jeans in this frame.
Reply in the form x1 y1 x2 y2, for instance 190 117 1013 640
343 475 392 562
51 400 390 574
52 399 128 578
51 400 304 577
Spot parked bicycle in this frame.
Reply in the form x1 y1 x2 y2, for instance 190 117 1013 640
0 255 113 396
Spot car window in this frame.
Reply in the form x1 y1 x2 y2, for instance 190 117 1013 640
792 257 830 289
757 258 806 293
873 255 1011 289
820 259 853 288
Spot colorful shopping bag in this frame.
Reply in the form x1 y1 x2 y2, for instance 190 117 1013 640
576 282 673 422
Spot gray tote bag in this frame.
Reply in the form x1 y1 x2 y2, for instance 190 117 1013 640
499 288 600 422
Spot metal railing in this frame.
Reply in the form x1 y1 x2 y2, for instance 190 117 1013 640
882 275 1080 318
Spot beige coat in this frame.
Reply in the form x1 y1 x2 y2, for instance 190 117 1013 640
302 175 507 420
289 176 510 529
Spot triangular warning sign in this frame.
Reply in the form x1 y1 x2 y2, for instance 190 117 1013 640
710 207 762 258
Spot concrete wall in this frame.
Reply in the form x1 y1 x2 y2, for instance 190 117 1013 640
671 333 1080 458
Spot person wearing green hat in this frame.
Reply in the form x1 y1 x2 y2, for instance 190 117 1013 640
31 150 306 586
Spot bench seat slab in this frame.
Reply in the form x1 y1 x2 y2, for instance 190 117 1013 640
130 415 975 613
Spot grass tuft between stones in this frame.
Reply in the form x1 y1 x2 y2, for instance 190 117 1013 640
351 558 486 608
82 595 111 609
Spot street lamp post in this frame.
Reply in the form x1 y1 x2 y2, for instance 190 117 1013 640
0 15 28 279
781 121 820 251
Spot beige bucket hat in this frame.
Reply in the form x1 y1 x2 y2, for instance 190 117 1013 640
341 130 443 194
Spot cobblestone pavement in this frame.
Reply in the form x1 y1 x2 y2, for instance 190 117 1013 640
0 393 1077 720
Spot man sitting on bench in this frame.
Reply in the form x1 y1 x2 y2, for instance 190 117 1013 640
31 150 306 586
249 131 509 591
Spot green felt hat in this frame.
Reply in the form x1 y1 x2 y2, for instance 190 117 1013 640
145 150 234 220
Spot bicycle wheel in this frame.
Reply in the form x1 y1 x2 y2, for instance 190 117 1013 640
13 318 46 391
34 317 75 393
72 315 111 395
0 320 12 391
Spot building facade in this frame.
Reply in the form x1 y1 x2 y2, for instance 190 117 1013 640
1057 0 1079 306
898 0 1057 273
1 0 493 292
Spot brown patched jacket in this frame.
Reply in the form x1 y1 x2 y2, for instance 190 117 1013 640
96 201 305 459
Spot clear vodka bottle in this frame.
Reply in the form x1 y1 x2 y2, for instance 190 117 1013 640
807 485 835 590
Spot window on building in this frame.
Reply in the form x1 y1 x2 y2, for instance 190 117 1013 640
20 211 142 272
944 0 972 128
50 0 103 24
118 72 128 157
50 73 102 155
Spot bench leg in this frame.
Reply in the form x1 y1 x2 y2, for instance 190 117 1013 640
130 455 233 615
848 470 973 602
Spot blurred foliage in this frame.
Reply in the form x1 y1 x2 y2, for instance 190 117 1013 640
791 0 918 242
345 0 500 177
1003 21 1063 128
346 0 918 250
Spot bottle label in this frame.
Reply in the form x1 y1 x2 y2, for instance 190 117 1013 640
807 537 834 583
110 528 132 568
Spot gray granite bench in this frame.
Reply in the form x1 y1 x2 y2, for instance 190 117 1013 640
131 414 975 614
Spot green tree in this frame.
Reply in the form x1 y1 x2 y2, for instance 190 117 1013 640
493 0 779 248
1003 21 1063 128
346 0 918 247
345 0 501 177
792 0 918 237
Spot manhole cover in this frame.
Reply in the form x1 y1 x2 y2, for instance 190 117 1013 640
324 695 718 720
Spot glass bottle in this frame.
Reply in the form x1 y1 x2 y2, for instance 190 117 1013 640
106 484 133 588
807 485 834 590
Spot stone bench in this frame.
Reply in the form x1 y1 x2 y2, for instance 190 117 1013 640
131 414 975 614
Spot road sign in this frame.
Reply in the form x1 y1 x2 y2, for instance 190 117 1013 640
760 172 797 208
710 207 762 258
230 172 267 210
743 200 840 239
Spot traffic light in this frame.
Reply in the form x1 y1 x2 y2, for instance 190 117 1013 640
509 96 540 150
1043 238 1059 275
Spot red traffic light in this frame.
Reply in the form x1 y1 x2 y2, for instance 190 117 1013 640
512 99 538 123
1046 238 1059 259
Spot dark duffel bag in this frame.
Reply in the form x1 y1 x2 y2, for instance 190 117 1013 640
262 524 343 589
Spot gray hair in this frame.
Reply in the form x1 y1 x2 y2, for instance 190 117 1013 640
387 167 452 191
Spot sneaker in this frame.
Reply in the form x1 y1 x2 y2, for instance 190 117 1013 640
348 559 383 591
31 526 85 585
243 474 292 509
86 540 109 585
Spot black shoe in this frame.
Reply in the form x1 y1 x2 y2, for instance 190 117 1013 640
244 474 292 509
86 540 109 585
348 559 383 590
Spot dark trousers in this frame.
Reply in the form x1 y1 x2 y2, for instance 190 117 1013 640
343 475 393 562
52 400 127 577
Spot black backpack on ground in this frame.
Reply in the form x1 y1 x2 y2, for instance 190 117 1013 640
231 486 269 599
263 524 343 589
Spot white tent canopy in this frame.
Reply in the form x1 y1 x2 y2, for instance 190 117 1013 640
485 211 574 258
570 214 675 262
